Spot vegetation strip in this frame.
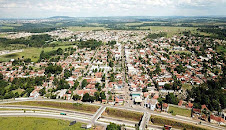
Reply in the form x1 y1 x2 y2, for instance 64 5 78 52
150 115 208 130
4 101 100 114
103 107 143 121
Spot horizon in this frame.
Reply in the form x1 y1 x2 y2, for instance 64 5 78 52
1 15 226 20
0 0 226 19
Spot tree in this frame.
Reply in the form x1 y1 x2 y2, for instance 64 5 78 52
64 69 72 79
72 94 81 101
100 91 106 100
73 80 79 89
106 123 121 130
14 92 19 98
81 79 88 89
155 64 161 74
56 48 63 55
45 63 62 75
142 87 148 92
165 93 179 105
82 93 90 102
39 87 46 96
0 73 3 80
94 92 100 101
164 84 172 90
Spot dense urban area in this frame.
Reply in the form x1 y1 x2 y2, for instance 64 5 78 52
0 16 225 130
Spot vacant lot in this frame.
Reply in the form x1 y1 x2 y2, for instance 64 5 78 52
0 117 87 130
5 101 99 114
103 107 143 121
168 106 191 117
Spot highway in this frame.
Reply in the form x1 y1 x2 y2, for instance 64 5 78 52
0 100 225 130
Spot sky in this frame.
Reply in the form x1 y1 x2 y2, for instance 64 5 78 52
0 0 226 18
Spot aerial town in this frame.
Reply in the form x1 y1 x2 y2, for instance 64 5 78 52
0 0 226 128
0 25 225 129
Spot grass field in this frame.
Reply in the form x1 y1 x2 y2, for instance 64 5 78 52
0 117 88 130
3 23 23 27
150 115 207 130
49 41 74 46
0 33 7 37
142 26 196 37
68 26 107 32
12 88 25 95
168 106 191 117
103 107 143 121
0 26 14 30
182 84 192 90
5 101 100 114
0 45 74 62
217 45 226 55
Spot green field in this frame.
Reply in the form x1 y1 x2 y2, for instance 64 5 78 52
182 84 192 90
5 101 100 114
49 41 74 46
0 45 74 62
143 26 196 37
168 106 191 117
150 115 207 130
103 107 143 121
0 117 88 130
68 26 107 31
12 88 25 95
0 33 7 37
217 45 226 55
3 23 23 27
0 26 14 30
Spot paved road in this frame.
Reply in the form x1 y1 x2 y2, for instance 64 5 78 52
91 106 106 124
139 112 151 130
0 110 92 124
0 99 224 130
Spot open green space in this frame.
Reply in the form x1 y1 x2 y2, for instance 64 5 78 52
150 115 207 130
0 117 88 130
3 23 23 27
68 26 107 32
168 106 191 117
0 45 74 62
0 33 7 38
0 26 14 30
0 44 27 51
182 84 193 90
103 107 143 121
12 88 25 95
4 101 100 114
217 45 226 55
144 26 196 37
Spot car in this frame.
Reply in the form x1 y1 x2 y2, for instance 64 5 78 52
60 113 66 115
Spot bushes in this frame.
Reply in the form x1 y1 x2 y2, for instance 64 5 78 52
150 116 205 130
104 108 143 121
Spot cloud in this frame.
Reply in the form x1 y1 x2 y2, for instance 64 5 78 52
0 0 225 18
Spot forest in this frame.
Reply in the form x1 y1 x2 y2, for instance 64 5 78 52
0 34 52 47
